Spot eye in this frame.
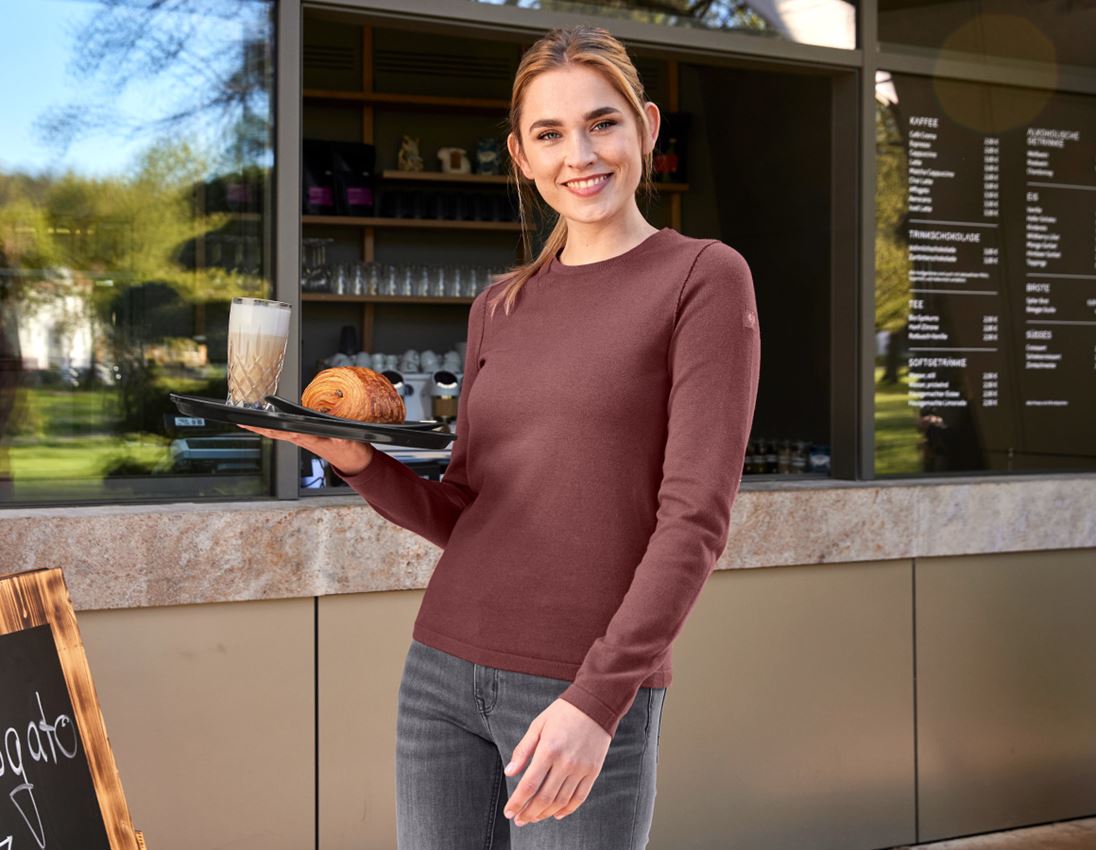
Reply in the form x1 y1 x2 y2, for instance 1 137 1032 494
535 120 617 142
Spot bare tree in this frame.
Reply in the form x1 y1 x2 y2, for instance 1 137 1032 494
32 0 274 169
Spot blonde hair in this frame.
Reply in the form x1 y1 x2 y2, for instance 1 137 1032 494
487 25 656 318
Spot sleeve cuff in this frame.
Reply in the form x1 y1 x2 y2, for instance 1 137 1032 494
330 446 392 488
558 682 623 740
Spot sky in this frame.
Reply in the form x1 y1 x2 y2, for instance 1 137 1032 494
0 0 271 179
1 2 141 176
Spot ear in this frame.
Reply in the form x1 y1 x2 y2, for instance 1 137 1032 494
642 102 661 156
507 131 534 180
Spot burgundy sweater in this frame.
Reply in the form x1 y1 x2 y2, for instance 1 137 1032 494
335 227 761 738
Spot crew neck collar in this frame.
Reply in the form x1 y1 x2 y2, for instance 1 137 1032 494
545 227 671 278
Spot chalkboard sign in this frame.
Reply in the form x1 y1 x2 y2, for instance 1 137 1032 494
0 568 140 850
0 624 111 848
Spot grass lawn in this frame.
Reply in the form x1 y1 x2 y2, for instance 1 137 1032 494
8 437 169 480
874 363 923 475
4 387 178 497
6 386 170 481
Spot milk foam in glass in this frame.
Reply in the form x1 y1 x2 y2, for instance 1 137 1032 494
226 297 291 409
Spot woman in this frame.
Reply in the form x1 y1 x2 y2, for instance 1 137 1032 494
243 24 760 849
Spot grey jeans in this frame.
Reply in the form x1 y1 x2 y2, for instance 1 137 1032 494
396 638 667 849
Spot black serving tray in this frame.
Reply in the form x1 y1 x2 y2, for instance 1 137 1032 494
169 394 455 449
263 395 442 429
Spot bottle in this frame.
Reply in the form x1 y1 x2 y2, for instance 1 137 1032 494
765 439 778 474
778 440 792 474
745 440 760 474
662 137 680 181
792 441 808 474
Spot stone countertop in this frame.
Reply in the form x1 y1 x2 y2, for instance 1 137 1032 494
1 472 1094 611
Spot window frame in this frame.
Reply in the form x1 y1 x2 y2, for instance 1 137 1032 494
276 0 1096 495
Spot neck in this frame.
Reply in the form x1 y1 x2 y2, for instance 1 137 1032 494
558 208 659 266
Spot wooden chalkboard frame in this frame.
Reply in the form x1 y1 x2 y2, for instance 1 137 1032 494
0 567 139 850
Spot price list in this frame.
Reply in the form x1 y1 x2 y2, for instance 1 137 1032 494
885 73 1096 470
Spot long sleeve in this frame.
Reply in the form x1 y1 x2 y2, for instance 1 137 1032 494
558 242 761 738
331 288 488 549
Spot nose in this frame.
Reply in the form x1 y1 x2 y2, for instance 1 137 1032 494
563 131 597 172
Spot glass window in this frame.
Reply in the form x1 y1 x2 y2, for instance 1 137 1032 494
879 0 1096 71
0 0 276 504
467 0 857 51
300 11 837 491
874 71 1096 475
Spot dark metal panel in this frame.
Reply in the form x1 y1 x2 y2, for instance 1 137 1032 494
832 70 861 480
307 0 863 70
276 0 303 500
657 559 916 849
859 0 879 479
879 49 1096 98
916 548 1096 841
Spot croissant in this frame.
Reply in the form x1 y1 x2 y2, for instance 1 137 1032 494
302 366 405 424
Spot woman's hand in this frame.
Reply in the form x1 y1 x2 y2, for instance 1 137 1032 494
236 424 374 476
502 699 612 826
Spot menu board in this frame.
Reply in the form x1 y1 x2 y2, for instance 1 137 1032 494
884 73 1096 472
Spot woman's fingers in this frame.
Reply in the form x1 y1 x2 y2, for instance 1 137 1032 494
552 774 594 821
236 424 367 471
237 424 296 442
515 762 568 825
534 771 581 824
238 424 322 450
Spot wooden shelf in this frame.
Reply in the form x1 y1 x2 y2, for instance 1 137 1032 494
299 30 683 358
381 170 509 185
302 215 528 231
303 89 509 112
302 293 475 304
379 170 688 192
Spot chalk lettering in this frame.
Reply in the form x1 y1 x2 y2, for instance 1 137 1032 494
0 692 82 848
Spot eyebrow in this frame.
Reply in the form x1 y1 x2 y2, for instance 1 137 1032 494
528 107 622 133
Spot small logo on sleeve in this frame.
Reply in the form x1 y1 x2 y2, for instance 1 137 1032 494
743 310 756 329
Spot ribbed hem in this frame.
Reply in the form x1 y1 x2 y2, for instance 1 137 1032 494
411 619 671 739
330 445 394 488
412 621 579 681
558 682 623 739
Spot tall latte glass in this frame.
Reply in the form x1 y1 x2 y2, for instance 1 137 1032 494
226 297 291 409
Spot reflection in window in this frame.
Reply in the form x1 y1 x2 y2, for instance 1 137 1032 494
469 0 857 50
879 0 1096 70
0 0 275 504
874 71 1096 476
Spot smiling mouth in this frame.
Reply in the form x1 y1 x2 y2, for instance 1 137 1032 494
562 173 611 189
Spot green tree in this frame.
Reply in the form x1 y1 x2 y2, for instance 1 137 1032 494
875 101 911 383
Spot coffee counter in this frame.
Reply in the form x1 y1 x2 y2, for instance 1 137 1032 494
2 471 1093 611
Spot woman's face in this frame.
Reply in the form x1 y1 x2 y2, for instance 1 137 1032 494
508 64 659 228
